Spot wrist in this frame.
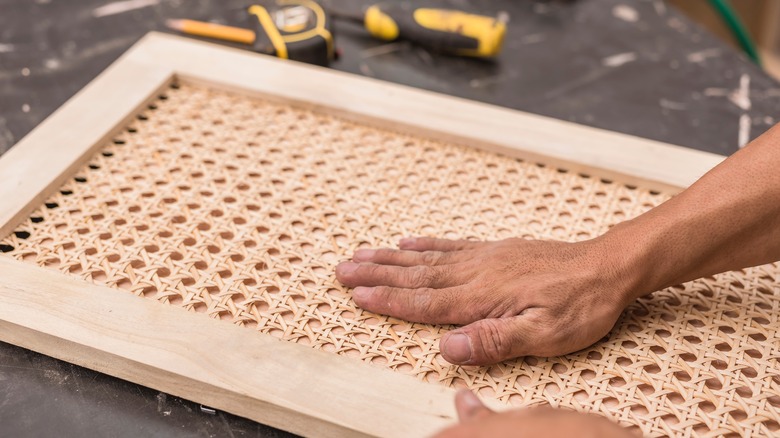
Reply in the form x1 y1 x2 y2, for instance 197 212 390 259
591 220 663 306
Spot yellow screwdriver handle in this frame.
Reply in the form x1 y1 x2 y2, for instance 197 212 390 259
364 4 506 58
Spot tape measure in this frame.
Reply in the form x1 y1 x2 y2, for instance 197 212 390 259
248 0 335 66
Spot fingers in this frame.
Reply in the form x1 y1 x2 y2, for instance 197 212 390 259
440 317 531 366
352 248 470 267
336 261 468 289
399 236 483 252
455 390 493 422
350 284 477 324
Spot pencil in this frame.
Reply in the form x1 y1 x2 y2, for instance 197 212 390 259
166 19 256 45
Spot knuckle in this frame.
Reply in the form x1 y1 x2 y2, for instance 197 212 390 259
362 263 394 284
375 248 394 261
476 319 509 362
372 285 392 300
361 263 381 278
407 266 434 288
420 251 442 265
409 288 435 316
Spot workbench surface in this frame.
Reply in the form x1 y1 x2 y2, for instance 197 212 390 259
1 0 779 436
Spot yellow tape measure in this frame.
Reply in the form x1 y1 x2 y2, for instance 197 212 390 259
249 0 335 66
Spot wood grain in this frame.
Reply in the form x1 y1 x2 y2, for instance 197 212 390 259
0 257 457 438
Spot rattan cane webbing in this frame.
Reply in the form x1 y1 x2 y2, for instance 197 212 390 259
2 83 779 437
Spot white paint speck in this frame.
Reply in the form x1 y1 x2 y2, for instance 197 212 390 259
22 104 30 113
687 48 721 63
667 17 686 32
92 0 160 18
613 5 639 22
602 52 637 67
704 87 728 97
738 114 751 148
0 43 14 53
44 58 61 70
360 42 407 58
659 99 687 110
470 72 517 89
359 63 374 77
764 116 775 125
519 33 546 45
729 74 751 111
653 0 666 16
21 67 30 76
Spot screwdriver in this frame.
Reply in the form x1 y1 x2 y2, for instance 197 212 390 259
332 2 508 58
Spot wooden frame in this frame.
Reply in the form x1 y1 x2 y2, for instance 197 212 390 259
0 33 726 437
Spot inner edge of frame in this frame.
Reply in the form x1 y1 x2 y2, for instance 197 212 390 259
0 75 177 238
177 73 694 197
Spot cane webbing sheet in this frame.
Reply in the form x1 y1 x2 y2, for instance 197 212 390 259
2 83 779 437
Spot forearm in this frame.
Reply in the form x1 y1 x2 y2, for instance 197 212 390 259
602 123 780 302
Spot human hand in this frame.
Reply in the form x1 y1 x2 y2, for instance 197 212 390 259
433 391 635 438
335 236 636 365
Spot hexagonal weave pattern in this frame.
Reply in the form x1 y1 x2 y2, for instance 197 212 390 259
2 83 778 437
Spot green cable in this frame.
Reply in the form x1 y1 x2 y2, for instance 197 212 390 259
708 0 761 65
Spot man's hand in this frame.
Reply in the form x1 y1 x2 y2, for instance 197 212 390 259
433 391 635 438
335 236 635 365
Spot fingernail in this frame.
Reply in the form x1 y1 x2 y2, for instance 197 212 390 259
337 262 359 275
352 286 374 302
455 390 490 421
442 333 472 364
353 249 375 262
399 237 416 247
457 390 483 413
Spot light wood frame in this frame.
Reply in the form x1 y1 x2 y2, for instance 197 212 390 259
0 33 726 437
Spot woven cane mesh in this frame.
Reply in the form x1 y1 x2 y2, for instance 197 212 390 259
2 83 779 437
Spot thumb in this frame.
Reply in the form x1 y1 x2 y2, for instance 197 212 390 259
455 390 493 422
440 317 530 365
